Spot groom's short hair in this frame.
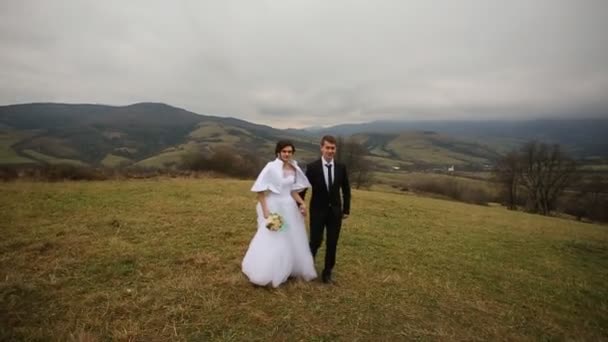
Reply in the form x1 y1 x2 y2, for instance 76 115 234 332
320 135 337 146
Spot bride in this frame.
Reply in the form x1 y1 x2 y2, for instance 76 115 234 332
241 140 317 287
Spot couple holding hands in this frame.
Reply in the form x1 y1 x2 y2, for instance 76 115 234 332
242 135 351 287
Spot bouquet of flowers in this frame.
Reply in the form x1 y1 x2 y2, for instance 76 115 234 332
266 213 286 232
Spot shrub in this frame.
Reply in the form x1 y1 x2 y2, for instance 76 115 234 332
180 147 263 179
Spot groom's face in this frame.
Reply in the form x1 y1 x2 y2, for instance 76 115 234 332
321 141 336 161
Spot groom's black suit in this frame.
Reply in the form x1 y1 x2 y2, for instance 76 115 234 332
303 158 351 279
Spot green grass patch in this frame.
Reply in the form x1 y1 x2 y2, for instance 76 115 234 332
100 154 132 168
374 171 498 199
134 150 192 168
385 133 491 165
24 136 81 159
22 149 88 166
0 132 36 165
188 122 250 144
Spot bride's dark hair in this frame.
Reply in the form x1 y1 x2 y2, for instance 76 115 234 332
275 140 296 155
275 140 298 183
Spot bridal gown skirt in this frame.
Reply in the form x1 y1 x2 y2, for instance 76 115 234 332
242 194 317 287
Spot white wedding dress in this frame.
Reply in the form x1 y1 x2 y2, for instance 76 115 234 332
242 169 317 287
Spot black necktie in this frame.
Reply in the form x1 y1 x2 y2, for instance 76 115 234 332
326 164 333 190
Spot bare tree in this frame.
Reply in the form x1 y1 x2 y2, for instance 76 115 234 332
519 141 577 215
336 136 374 189
493 151 522 210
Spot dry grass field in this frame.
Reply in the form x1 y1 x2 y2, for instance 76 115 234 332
1 178 607 340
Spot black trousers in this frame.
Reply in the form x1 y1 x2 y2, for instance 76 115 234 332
309 208 342 274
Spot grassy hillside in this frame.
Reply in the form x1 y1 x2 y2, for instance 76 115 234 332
3 103 608 170
0 103 204 165
0 130 37 165
0 103 323 168
1 179 607 340
21 150 89 167
374 170 497 192
316 119 608 159
100 154 133 168
356 131 500 168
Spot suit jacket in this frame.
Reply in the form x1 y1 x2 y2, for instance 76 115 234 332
303 159 351 216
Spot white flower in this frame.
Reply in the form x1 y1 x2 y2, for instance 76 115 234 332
266 213 284 231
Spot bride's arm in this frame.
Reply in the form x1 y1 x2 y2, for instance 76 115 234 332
257 192 270 219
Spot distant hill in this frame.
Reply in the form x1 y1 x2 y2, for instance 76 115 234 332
0 103 319 168
2 103 604 170
309 118 608 158
353 131 501 168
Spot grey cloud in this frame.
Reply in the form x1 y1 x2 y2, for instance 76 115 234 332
1 0 607 128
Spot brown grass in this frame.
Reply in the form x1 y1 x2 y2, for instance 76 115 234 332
1 178 607 340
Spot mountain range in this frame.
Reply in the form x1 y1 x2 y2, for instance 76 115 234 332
311 118 608 156
1 102 606 170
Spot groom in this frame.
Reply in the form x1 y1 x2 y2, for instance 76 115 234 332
302 135 351 284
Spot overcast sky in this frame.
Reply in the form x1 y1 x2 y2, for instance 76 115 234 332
1 0 607 128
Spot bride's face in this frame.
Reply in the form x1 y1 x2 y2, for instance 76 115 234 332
279 146 294 162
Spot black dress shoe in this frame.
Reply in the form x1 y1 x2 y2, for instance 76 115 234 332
322 272 334 284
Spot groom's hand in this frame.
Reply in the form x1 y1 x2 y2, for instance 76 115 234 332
299 203 307 217
342 213 349 219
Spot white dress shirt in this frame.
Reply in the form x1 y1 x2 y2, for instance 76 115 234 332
322 157 335 191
